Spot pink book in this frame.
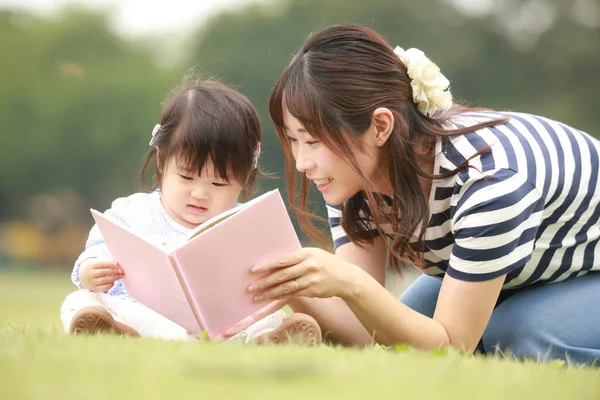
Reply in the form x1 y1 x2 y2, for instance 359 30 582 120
90 189 301 339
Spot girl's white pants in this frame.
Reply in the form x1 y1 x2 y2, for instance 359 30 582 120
60 289 286 344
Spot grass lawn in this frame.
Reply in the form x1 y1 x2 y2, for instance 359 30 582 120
1 269 599 399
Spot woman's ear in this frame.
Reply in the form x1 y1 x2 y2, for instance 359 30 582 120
371 108 394 147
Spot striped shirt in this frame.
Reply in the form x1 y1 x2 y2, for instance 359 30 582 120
328 111 600 289
72 190 241 297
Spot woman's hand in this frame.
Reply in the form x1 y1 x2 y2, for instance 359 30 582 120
247 247 367 302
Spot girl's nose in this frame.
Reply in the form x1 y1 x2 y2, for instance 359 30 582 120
190 186 209 200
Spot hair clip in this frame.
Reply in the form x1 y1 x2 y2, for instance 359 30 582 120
149 124 161 146
253 142 261 169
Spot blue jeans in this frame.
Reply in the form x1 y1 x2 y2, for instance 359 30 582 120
400 272 600 366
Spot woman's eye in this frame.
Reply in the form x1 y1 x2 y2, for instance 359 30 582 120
286 136 297 143
306 140 319 146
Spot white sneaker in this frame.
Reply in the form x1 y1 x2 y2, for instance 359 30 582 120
231 310 286 343
241 311 322 346
69 306 140 337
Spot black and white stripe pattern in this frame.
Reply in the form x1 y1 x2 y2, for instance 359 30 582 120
328 111 600 289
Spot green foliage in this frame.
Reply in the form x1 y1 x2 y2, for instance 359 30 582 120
0 8 173 220
1 0 599 235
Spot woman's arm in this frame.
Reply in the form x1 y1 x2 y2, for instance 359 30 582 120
343 270 505 352
287 236 389 346
251 247 504 353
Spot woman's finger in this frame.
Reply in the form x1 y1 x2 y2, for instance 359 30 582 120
253 274 310 302
252 279 297 301
247 262 307 293
265 284 313 302
251 248 309 273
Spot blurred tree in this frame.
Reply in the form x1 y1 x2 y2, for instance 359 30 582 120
0 8 175 222
0 0 598 263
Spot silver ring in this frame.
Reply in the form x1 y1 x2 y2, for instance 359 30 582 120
294 279 300 291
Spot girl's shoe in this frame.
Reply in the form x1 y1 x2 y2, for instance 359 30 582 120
69 306 140 337
251 313 322 346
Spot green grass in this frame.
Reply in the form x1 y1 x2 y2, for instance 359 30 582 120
1 270 599 399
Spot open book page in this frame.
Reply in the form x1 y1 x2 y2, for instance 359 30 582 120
185 190 277 242
187 210 239 241
90 210 201 333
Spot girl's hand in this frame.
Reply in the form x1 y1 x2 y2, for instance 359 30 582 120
247 248 366 302
79 259 124 292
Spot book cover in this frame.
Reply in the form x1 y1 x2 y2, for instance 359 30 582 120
90 189 301 338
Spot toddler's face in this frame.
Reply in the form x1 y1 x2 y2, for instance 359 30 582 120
159 157 243 229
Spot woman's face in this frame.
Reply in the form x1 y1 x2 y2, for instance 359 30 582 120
282 107 387 205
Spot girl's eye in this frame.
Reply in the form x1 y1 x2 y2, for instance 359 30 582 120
212 182 228 187
286 136 297 143
305 140 319 146
178 174 194 181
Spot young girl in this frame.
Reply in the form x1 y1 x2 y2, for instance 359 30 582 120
60 75 321 346
246 24 600 365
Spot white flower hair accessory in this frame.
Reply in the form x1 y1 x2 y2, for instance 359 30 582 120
149 123 161 146
393 46 453 117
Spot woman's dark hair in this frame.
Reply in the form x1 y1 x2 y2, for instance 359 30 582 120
268 24 508 271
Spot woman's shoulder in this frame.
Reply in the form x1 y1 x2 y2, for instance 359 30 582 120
439 110 586 177
451 109 592 141
440 111 506 151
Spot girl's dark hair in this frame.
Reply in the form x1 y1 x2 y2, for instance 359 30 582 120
268 24 509 271
139 72 263 201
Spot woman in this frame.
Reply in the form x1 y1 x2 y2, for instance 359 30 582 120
247 24 600 365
